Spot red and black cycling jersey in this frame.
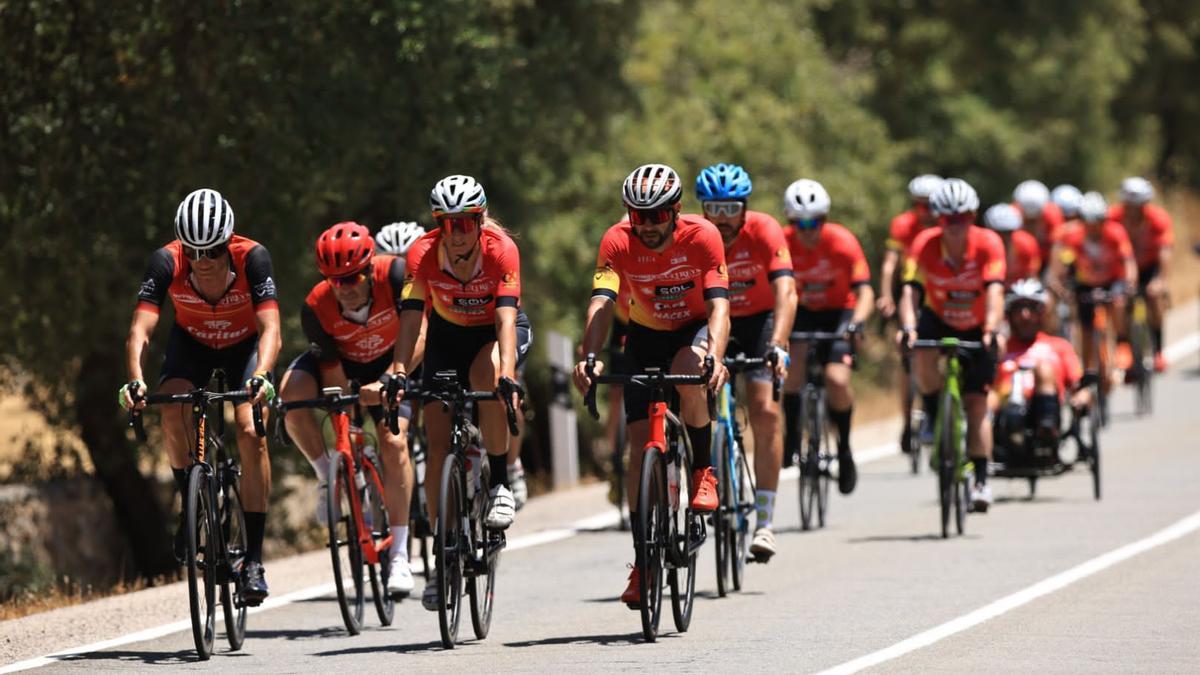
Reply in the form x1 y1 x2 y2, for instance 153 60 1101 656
401 225 521 327
301 255 404 371
136 235 277 349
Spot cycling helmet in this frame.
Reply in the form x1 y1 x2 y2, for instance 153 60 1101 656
930 178 979 216
1118 176 1154 205
1050 184 1083 219
695 163 753 201
783 179 831 220
375 221 425 256
316 221 375 277
430 175 487 216
1078 191 1108 224
623 163 682 209
1013 180 1050 217
174 188 234 250
1006 278 1049 310
983 203 1023 233
907 174 944 201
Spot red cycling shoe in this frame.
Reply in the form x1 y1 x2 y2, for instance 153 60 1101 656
690 467 719 512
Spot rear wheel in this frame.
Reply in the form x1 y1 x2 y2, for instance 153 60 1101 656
468 454 497 642
219 479 247 650
711 430 730 597
363 458 395 627
669 431 696 633
730 447 753 591
816 409 830 529
328 455 365 635
185 466 216 660
909 409 924 475
937 395 953 539
955 477 968 536
798 393 818 531
436 454 466 648
636 449 665 643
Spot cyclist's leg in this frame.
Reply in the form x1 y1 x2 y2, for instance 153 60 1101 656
783 308 817 465
158 327 212 494
471 322 533 492
913 311 946 427
1141 264 1166 360
962 337 996 489
227 338 271 576
279 353 329 482
670 326 719 511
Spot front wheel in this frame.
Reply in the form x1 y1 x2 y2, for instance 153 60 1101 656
185 466 217 660
436 454 466 648
669 433 696 633
218 479 247 650
363 457 395 627
636 449 665 643
711 430 730 597
328 454 365 635
730 447 753 591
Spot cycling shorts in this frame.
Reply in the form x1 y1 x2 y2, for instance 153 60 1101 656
160 325 266 390
915 311 994 395
606 317 633 375
791 308 852 366
285 350 411 422
623 321 708 423
728 311 775 383
1136 263 1161 296
1073 281 1125 328
423 310 532 390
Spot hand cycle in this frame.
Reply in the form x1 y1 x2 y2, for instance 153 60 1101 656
584 353 714 643
275 381 396 635
127 371 265 661
711 351 782 597
399 371 521 649
789 330 858 531
909 338 985 538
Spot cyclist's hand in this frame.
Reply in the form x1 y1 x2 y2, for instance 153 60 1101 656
119 380 146 411
896 328 916 351
765 344 790 381
876 295 896 318
1146 277 1164 297
708 361 730 391
359 381 383 406
498 375 524 414
574 358 603 393
378 372 407 404
246 374 275 405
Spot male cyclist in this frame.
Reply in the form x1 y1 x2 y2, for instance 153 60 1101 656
899 178 1005 512
119 188 281 603
695 163 796 559
983 204 1041 287
573 163 729 605
782 179 873 496
880 175 943 453
1013 179 1064 273
1109 176 1173 372
278 222 418 597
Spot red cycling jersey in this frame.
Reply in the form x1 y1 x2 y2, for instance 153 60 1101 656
1107 203 1173 268
886 209 933 255
136 235 278 349
904 226 1006 331
995 332 1082 400
724 210 793 317
401 225 521 327
785 222 870 311
592 214 728 331
1057 221 1133 286
302 255 403 370
1004 229 1043 286
1016 201 1065 264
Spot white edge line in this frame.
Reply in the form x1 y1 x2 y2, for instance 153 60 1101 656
815 509 1200 675
5 331 1197 673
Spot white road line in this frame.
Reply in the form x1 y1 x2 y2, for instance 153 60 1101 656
815 509 1200 675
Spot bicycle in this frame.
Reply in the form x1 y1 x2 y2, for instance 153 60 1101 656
910 338 985 539
407 415 433 578
276 381 395 635
1127 294 1154 416
128 372 265 660
789 331 857 531
584 353 713 643
400 371 520 649
1076 288 1116 427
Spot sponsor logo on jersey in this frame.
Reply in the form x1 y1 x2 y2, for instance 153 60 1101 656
186 325 252 342
203 319 233 330
653 299 687 311
138 279 156 298
626 264 701 284
354 334 386 352
253 277 276 299
454 294 494 308
654 280 695 300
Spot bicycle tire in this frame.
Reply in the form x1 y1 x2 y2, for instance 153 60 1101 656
219 478 247 650
363 456 395 626
185 465 216 660
636 449 665 643
468 453 497 641
669 428 696 633
816 404 830 529
436 454 465 648
408 433 433 578
327 455 365 635
730 447 753 591
712 428 730 597
798 392 817 531
909 409 924 475
956 477 968 536
1089 414 1101 500
938 391 953 540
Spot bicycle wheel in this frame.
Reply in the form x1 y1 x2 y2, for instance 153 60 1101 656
327 454 365 635
363 457 395 626
468 512 498 639
436 454 465 648
816 408 831 529
909 409 924 475
711 428 730 597
218 478 247 650
937 393 954 539
798 393 817 531
636 449 666 643
185 465 217 660
1088 412 1101 500
669 431 696 633
730 447 753 591
955 477 968 536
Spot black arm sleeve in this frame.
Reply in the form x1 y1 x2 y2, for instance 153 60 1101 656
136 248 175 307
389 257 406 313
244 245 278 306
301 304 339 364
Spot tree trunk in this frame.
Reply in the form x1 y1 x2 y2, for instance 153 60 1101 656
76 350 176 581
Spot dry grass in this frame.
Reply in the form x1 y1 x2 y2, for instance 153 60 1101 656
0 576 162 622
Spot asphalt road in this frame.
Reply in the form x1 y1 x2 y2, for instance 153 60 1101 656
7 353 1199 673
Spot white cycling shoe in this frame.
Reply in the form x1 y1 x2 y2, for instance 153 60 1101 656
971 483 993 513
508 463 528 511
485 485 516 530
750 527 777 559
387 557 414 598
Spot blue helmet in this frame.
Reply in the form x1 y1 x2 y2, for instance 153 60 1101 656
695 163 753 201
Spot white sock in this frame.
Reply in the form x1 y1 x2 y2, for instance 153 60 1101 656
310 453 331 483
755 489 776 529
390 525 409 564
507 458 522 471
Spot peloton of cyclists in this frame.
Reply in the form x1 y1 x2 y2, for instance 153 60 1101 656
1109 176 1174 373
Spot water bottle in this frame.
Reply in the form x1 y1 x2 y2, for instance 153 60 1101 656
666 455 679 510
465 444 485 500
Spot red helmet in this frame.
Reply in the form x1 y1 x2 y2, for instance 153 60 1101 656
316 222 374 278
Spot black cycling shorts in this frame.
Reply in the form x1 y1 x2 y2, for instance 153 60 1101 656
285 350 411 421
623 321 708 423
791 308 852 365
915 311 994 395
160 325 266 390
423 311 532 388
1073 281 1123 328
728 311 775 382
1136 263 1160 296
606 317 633 375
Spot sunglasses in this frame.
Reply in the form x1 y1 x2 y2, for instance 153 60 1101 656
328 271 367 288
940 213 974 226
438 213 481 234
790 217 823 230
702 200 745 218
183 243 228 261
628 207 675 227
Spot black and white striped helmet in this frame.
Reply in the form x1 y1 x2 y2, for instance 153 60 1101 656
622 164 682 209
930 178 980 216
174 188 234 249
907 174 944 201
430 175 487 216
375 221 425 256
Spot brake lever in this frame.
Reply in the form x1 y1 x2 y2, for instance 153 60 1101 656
249 380 266 438
127 384 147 442
584 352 600 420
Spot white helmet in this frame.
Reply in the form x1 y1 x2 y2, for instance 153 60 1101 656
1013 180 1050 217
1006 278 1049 310
1078 191 1108 224
930 178 979 216
622 163 682 209
1118 176 1154 205
430 175 487 216
783 179 831 220
907 174 944 201
983 203 1022 233
375 221 425 256
174 188 234 250
1050 184 1083 219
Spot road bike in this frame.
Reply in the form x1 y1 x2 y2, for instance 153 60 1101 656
1077 288 1117 427
1128 294 1154 416
584 354 713 642
407 416 433 577
128 372 265 660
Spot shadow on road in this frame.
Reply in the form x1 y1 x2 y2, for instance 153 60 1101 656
58 648 241 666
846 533 981 543
246 625 347 641
313 639 446 657
504 631 662 648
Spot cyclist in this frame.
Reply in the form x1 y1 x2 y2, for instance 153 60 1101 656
1051 192 1136 391
695 163 796 558
899 178 1005 512
782 179 873 496
1050 184 1083 223
119 188 280 603
991 279 1089 452
602 283 633 508
1109 176 1173 372
880 175 943 453
983 203 1041 287
278 221 418 597
1013 179 1064 272
375 220 426 257
572 163 729 606
390 175 532 611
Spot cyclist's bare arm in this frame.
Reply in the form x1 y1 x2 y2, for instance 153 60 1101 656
411 312 428 370
770 275 797 347
1155 244 1171 283
851 283 875 326
253 305 282 374
1123 255 1138 290
985 283 1005 349
125 308 160 385
705 297 731 390
1047 242 1070 297
898 284 918 338
574 295 614 392
495 305 519 382
878 249 900 313
392 308 424 378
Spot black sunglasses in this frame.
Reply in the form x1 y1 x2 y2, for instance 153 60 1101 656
183 243 229 261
